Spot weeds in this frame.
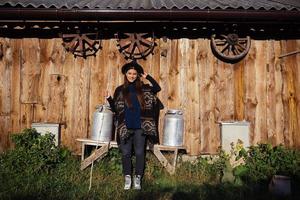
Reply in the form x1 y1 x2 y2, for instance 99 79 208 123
233 143 300 185
1 129 300 199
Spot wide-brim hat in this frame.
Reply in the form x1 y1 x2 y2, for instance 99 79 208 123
121 61 144 74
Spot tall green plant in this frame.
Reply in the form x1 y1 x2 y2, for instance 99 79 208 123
0 128 70 174
233 143 300 184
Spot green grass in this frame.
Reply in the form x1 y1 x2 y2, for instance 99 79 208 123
1 150 299 200
1 129 300 200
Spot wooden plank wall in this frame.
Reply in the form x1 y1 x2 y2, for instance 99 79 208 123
0 37 299 155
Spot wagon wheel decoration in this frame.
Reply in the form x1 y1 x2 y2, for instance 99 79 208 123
60 32 102 58
211 34 251 63
115 32 156 60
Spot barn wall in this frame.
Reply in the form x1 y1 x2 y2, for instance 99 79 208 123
0 37 299 155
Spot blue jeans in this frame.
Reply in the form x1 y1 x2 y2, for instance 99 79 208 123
119 129 146 176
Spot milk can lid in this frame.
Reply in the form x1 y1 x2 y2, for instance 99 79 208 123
166 109 183 115
95 104 112 112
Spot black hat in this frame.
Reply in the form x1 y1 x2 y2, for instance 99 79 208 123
121 61 144 74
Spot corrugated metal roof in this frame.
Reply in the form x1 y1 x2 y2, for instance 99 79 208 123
0 0 300 10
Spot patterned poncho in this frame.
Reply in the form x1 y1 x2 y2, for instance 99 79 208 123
107 75 163 144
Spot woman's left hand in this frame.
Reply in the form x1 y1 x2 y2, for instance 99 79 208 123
141 72 148 79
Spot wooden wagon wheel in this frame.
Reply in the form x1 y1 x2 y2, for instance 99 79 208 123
115 32 156 60
60 32 102 58
211 34 251 63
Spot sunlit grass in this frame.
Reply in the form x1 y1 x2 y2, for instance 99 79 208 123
1 146 299 200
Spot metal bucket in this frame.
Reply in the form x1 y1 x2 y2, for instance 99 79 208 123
269 175 291 196
91 104 114 142
162 109 184 146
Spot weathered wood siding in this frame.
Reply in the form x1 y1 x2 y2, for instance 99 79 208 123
0 38 299 155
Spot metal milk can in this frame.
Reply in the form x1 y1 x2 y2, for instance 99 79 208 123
162 109 184 146
91 104 114 142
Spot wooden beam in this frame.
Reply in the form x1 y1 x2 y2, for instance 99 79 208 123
153 145 175 174
278 50 300 58
80 143 109 170
152 145 185 175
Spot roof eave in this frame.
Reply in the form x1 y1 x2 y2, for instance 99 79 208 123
0 8 299 23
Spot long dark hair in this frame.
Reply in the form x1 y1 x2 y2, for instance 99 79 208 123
122 75 145 110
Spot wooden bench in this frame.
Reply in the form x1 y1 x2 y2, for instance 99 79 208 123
76 138 186 174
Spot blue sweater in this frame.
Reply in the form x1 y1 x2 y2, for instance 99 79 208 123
124 83 141 129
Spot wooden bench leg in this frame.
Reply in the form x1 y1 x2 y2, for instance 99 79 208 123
153 146 175 175
80 143 109 170
81 142 85 161
173 148 178 168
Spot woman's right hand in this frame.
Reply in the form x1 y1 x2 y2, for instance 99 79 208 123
141 72 148 79
105 91 110 99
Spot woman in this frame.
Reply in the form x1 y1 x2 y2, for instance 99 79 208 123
106 61 161 190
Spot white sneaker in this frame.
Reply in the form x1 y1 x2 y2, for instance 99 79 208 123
124 175 131 190
133 175 142 190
